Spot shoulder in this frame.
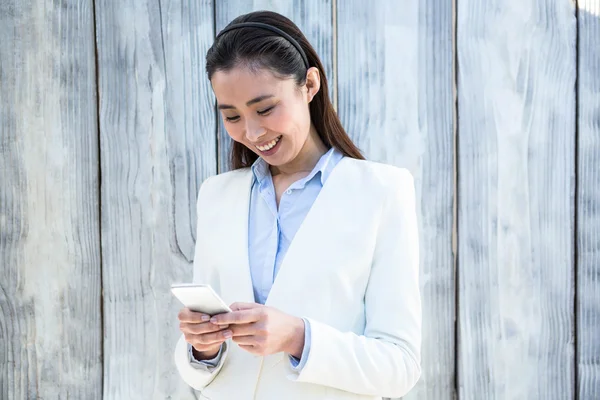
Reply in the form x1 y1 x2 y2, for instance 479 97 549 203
201 168 252 189
342 160 417 227
341 158 415 194
197 168 252 201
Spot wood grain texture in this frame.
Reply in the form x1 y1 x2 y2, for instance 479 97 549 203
337 1 455 399
457 0 576 398
215 0 334 173
577 1 600 398
0 0 102 399
94 0 216 398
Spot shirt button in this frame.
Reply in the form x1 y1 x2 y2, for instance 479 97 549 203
286 189 292 195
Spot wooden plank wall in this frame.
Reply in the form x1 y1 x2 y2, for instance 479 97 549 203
457 0 577 398
336 2 455 399
1 0 599 399
94 0 216 398
0 1 102 399
577 1 600 398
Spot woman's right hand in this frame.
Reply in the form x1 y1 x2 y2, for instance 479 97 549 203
178 308 232 360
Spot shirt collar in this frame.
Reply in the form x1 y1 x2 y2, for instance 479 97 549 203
251 147 343 188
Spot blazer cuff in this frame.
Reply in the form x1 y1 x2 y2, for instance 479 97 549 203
188 343 224 370
288 317 311 370
174 335 228 390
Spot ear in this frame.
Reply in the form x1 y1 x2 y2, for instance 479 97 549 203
304 67 321 103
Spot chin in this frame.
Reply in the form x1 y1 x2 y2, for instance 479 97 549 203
260 153 286 166
256 144 292 166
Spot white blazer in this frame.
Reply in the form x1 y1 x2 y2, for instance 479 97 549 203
174 157 422 400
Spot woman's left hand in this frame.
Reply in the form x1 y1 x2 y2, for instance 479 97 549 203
209 302 305 358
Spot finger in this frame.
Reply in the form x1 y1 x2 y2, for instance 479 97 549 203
196 329 233 345
230 302 262 311
228 323 257 337
187 331 229 346
233 335 259 346
211 309 262 325
178 308 211 323
181 321 229 335
238 344 259 354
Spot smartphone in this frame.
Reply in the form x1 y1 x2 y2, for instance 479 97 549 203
171 283 231 316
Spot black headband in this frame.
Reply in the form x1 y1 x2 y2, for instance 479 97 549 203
216 22 310 69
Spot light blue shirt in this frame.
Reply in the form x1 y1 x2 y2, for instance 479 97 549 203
189 147 344 371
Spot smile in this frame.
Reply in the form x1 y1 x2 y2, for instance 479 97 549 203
255 136 282 152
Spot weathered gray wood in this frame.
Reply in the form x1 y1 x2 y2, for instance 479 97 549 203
457 0 576 398
215 1 334 173
94 0 217 398
0 1 102 399
337 2 455 399
577 2 600 398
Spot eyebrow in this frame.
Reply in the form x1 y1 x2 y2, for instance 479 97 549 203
217 95 274 110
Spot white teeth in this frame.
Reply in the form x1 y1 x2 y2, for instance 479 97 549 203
256 136 281 152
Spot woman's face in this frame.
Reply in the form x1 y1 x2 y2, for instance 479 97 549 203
211 66 320 167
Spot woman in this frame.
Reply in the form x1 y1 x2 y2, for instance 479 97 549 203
174 10 421 400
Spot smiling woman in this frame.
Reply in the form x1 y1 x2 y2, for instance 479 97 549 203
212 66 324 173
206 11 364 171
173 10 422 400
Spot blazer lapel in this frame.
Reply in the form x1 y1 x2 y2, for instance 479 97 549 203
219 158 349 309
265 157 349 309
218 169 256 306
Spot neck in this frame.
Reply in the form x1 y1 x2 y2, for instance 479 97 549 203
270 125 328 177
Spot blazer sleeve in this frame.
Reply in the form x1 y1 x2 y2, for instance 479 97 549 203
287 168 422 398
173 176 229 390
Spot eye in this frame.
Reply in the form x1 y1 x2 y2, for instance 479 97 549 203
257 106 275 116
225 115 240 122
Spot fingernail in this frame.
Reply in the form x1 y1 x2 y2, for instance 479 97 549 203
222 330 232 338
201 315 210 322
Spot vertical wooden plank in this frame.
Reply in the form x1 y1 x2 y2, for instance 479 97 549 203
0 0 101 399
215 0 334 173
457 0 576 398
94 0 216 398
337 1 455 399
577 1 600 398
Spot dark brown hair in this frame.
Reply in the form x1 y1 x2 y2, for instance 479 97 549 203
206 11 364 170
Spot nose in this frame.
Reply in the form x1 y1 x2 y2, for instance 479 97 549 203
245 118 266 143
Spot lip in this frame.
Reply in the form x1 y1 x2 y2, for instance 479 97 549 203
254 136 282 148
255 135 282 156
